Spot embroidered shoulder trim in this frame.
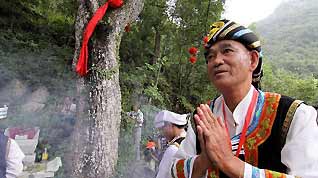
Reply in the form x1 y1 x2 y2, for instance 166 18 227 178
264 170 287 178
172 142 180 148
207 166 219 178
244 92 281 166
280 100 303 148
176 159 186 178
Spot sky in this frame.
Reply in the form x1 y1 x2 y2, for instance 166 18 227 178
222 0 289 26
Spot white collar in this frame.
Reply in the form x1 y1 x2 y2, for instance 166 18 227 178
214 85 256 137
232 86 255 124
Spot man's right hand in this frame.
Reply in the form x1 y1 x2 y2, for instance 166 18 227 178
191 113 213 178
194 104 244 178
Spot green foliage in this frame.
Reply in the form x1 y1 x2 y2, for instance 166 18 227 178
262 61 318 105
120 0 223 113
115 105 161 178
256 0 318 76
0 30 76 95
0 0 76 47
0 2 76 177
117 1 224 176
144 85 165 104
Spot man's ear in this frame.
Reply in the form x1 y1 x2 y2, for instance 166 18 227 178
249 50 259 71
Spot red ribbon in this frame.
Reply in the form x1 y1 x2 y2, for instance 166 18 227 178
222 88 259 157
76 0 123 76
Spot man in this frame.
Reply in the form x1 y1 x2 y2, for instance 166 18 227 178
127 105 144 160
154 110 188 178
0 132 25 178
144 138 158 170
170 19 318 178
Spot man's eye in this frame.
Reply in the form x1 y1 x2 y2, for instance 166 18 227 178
223 48 233 53
207 54 216 61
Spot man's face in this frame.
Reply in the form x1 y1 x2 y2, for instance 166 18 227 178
205 40 255 90
159 122 174 141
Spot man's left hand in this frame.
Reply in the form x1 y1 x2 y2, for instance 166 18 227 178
195 104 244 177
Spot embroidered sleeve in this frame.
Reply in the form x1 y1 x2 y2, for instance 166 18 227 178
171 157 197 178
244 163 298 178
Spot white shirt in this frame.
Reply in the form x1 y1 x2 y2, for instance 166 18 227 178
6 139 25 178
213 86 257 138
156 131 187 178
172 86 318 178
156 144 179 178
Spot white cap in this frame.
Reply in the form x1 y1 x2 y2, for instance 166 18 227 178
154 110 188 128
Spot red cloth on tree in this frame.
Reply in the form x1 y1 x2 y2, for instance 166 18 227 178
76 0 123 76
109 0 123 8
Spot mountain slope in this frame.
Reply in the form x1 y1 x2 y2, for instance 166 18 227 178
256 0 318 76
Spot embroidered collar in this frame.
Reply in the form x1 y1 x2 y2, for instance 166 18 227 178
168 130 186 145
213 86 264 138
232 90 264 140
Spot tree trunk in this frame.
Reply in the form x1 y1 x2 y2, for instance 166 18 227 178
70 0 144 177
150 28 161 64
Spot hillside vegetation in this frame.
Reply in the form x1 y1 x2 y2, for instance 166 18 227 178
256 0 318 76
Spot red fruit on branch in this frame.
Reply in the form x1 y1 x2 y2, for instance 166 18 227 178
203 36 209 44
188 47 198 55
189 56 197 64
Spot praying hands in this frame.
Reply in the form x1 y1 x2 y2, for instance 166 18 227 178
194 104 244 178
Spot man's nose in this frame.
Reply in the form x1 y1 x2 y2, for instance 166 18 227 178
213 52 225 66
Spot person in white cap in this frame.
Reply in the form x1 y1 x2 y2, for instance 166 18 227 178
154 110 188 178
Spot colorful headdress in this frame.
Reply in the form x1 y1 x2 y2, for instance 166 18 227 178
205 19 263 88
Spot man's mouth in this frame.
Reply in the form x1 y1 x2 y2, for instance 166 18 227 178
214 70 227 75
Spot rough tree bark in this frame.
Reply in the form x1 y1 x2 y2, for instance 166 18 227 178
70 0 143 177
150 28 161 65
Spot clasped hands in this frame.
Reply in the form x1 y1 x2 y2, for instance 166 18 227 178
194 104 243 177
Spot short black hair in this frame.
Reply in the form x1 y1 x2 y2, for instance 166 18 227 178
172 123 188 131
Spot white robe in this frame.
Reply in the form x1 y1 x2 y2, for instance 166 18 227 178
6 139 25 178
156 131 187 178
